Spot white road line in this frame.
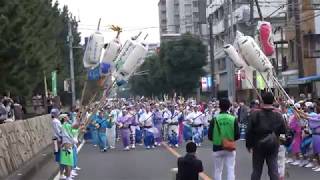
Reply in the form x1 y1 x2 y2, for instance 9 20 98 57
53 140 85 180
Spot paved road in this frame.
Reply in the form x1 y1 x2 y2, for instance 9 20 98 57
73 140 319 180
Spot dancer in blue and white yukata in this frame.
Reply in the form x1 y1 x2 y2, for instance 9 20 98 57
153 104 163 146
161 104 172 142
183 105 194 142
128 106 138 149
167 105 180 147
139 106 155 149
108 105 120 149
134 104 144 145
190 105 205 147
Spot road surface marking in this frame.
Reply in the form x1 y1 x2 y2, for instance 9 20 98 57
53 140 85 180
162 142 212 180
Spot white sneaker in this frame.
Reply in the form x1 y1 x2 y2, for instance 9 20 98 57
305 162 314 168
146 146 151 149
291 160 300 166
124 146 130 151
75 167 81 171
286 158 294 163
131 144 136 149
300 160 308 167
175 144 179 148
93 144 97 147
110 146 115 149
312 166 320 170
151 145 155 149
71 170 78 176
313 167 320 172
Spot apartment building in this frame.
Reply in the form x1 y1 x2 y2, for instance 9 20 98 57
206 0 288 101
284 0 320 98
158 0 207 41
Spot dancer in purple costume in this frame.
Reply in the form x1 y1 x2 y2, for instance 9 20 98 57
117 109 132 151
153 105 163 146
307 104 320 171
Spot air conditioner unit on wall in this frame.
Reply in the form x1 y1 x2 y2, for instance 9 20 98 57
311 0 320 9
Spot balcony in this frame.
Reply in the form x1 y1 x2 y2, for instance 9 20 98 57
212 20 224 35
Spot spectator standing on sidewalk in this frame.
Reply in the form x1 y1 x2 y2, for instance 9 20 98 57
177 142 203 180
0 97 8 124
208 98 240 180
246 92 287 180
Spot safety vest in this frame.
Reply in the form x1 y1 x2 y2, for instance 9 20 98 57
212 113 235 146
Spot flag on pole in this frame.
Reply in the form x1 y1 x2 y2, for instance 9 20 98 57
52 71 57 96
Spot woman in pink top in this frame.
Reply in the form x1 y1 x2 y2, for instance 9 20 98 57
289 114 302 165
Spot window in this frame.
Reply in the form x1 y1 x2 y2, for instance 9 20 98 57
175 26 180 33
193 1 198 7
185 4 192 13
193 12 199 19
186 26 193 32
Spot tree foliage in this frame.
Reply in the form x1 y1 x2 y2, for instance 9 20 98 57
0 0 85 102
129 34 207 97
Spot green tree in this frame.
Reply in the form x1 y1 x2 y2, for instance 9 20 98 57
129 34 207 97
0 0 85 105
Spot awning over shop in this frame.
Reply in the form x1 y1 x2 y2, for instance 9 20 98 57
297 74 320 82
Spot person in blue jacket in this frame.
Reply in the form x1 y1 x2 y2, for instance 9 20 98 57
92 109 110 152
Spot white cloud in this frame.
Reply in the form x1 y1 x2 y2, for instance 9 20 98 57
57 0 160 44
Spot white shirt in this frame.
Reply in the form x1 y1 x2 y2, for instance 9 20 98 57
162 109 172 119
168 110 180 123
139 111 153 127
193 111 204 125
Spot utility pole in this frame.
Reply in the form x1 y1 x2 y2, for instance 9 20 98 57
228 0 236 102
293 0 304 79
250 0 254 36
254 0 263 21
208 14 216 98
68 20 76 107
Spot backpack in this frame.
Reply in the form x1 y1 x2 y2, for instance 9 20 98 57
255 110 279 154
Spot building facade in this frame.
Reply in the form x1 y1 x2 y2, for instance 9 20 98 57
206 0 288 102
158 0 207 40
284 0 320 98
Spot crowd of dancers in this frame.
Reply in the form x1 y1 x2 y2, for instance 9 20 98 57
83 97 320 172
52 96 320 180
84 98 214 151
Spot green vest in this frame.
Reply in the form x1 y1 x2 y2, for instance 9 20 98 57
212 113 236 146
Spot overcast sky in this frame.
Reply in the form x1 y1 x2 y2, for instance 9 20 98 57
57 0 160 44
